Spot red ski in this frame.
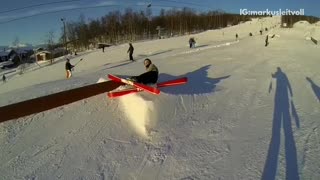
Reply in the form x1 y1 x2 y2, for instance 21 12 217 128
108 89 141 98
157 77 188 87
108 74 160 95
108 77 188 98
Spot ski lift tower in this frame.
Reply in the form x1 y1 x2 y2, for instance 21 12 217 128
156 26 165 39
146 1 152 39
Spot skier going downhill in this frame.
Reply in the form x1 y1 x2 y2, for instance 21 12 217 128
129 58 159 84
65 58 74 79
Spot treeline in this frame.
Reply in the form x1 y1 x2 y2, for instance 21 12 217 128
62 7 255 51
281 15 320 27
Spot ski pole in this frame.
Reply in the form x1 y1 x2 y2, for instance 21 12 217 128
74 58 83 66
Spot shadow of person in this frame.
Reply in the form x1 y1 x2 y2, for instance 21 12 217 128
137 49 173 59
262 67 300 180
306 77 320 102
103 61 133 70
158 65 230 95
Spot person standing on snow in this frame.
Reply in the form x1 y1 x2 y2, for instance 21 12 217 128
127 43 134 61
65 58 74 79
189 37 195 48
265 35 269 47
2 74 6 83
129 58 159 84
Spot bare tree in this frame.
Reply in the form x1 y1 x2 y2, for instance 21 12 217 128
45 30 55 64
12 37 26 74
61 7 264 51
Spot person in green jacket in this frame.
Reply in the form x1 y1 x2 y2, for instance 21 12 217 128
129 58 159 84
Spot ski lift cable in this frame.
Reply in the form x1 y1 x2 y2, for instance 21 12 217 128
0 1 211 25
157 0 210 9
0 4 120 25
0 0 81 14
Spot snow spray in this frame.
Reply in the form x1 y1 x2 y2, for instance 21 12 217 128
119 93 156 137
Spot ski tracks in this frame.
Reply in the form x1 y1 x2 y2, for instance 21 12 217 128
136 137 173 180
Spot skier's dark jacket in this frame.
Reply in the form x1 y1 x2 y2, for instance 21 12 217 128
65 62 74 71
127 45 134 54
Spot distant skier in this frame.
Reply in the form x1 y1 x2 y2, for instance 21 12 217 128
65 58 74 79
129 58 159 84
2 74 6 83
236 33 238 40
127 43 134 61
189 37 196 48
265 35 269 47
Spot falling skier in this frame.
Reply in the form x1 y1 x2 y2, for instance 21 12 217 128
129 58 159 84
127 43 134 61
65 58 74 79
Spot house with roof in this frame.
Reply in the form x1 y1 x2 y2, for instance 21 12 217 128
35 48 66 61
35 51 52 61
0 49 16 62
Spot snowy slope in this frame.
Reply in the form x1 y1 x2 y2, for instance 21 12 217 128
0 16 320 180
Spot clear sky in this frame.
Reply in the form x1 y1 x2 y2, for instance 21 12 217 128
0 0 319 46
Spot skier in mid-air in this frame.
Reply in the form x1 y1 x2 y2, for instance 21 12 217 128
129 58 159 84
65 58 74 79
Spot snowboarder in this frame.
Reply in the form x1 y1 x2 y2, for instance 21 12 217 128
2 74 6 83
127 43 134 61
65 58 74 79
129 58 159 84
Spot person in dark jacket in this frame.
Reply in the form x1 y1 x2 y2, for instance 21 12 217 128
129 58 159 84
189 37 195 48
265 35 269 47
65 58 74 78
127 43 134 61
2 74 6 83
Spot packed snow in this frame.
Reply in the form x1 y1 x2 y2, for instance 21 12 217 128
0 16 320 179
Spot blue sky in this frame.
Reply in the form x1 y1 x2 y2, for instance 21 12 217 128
0 0 319 46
